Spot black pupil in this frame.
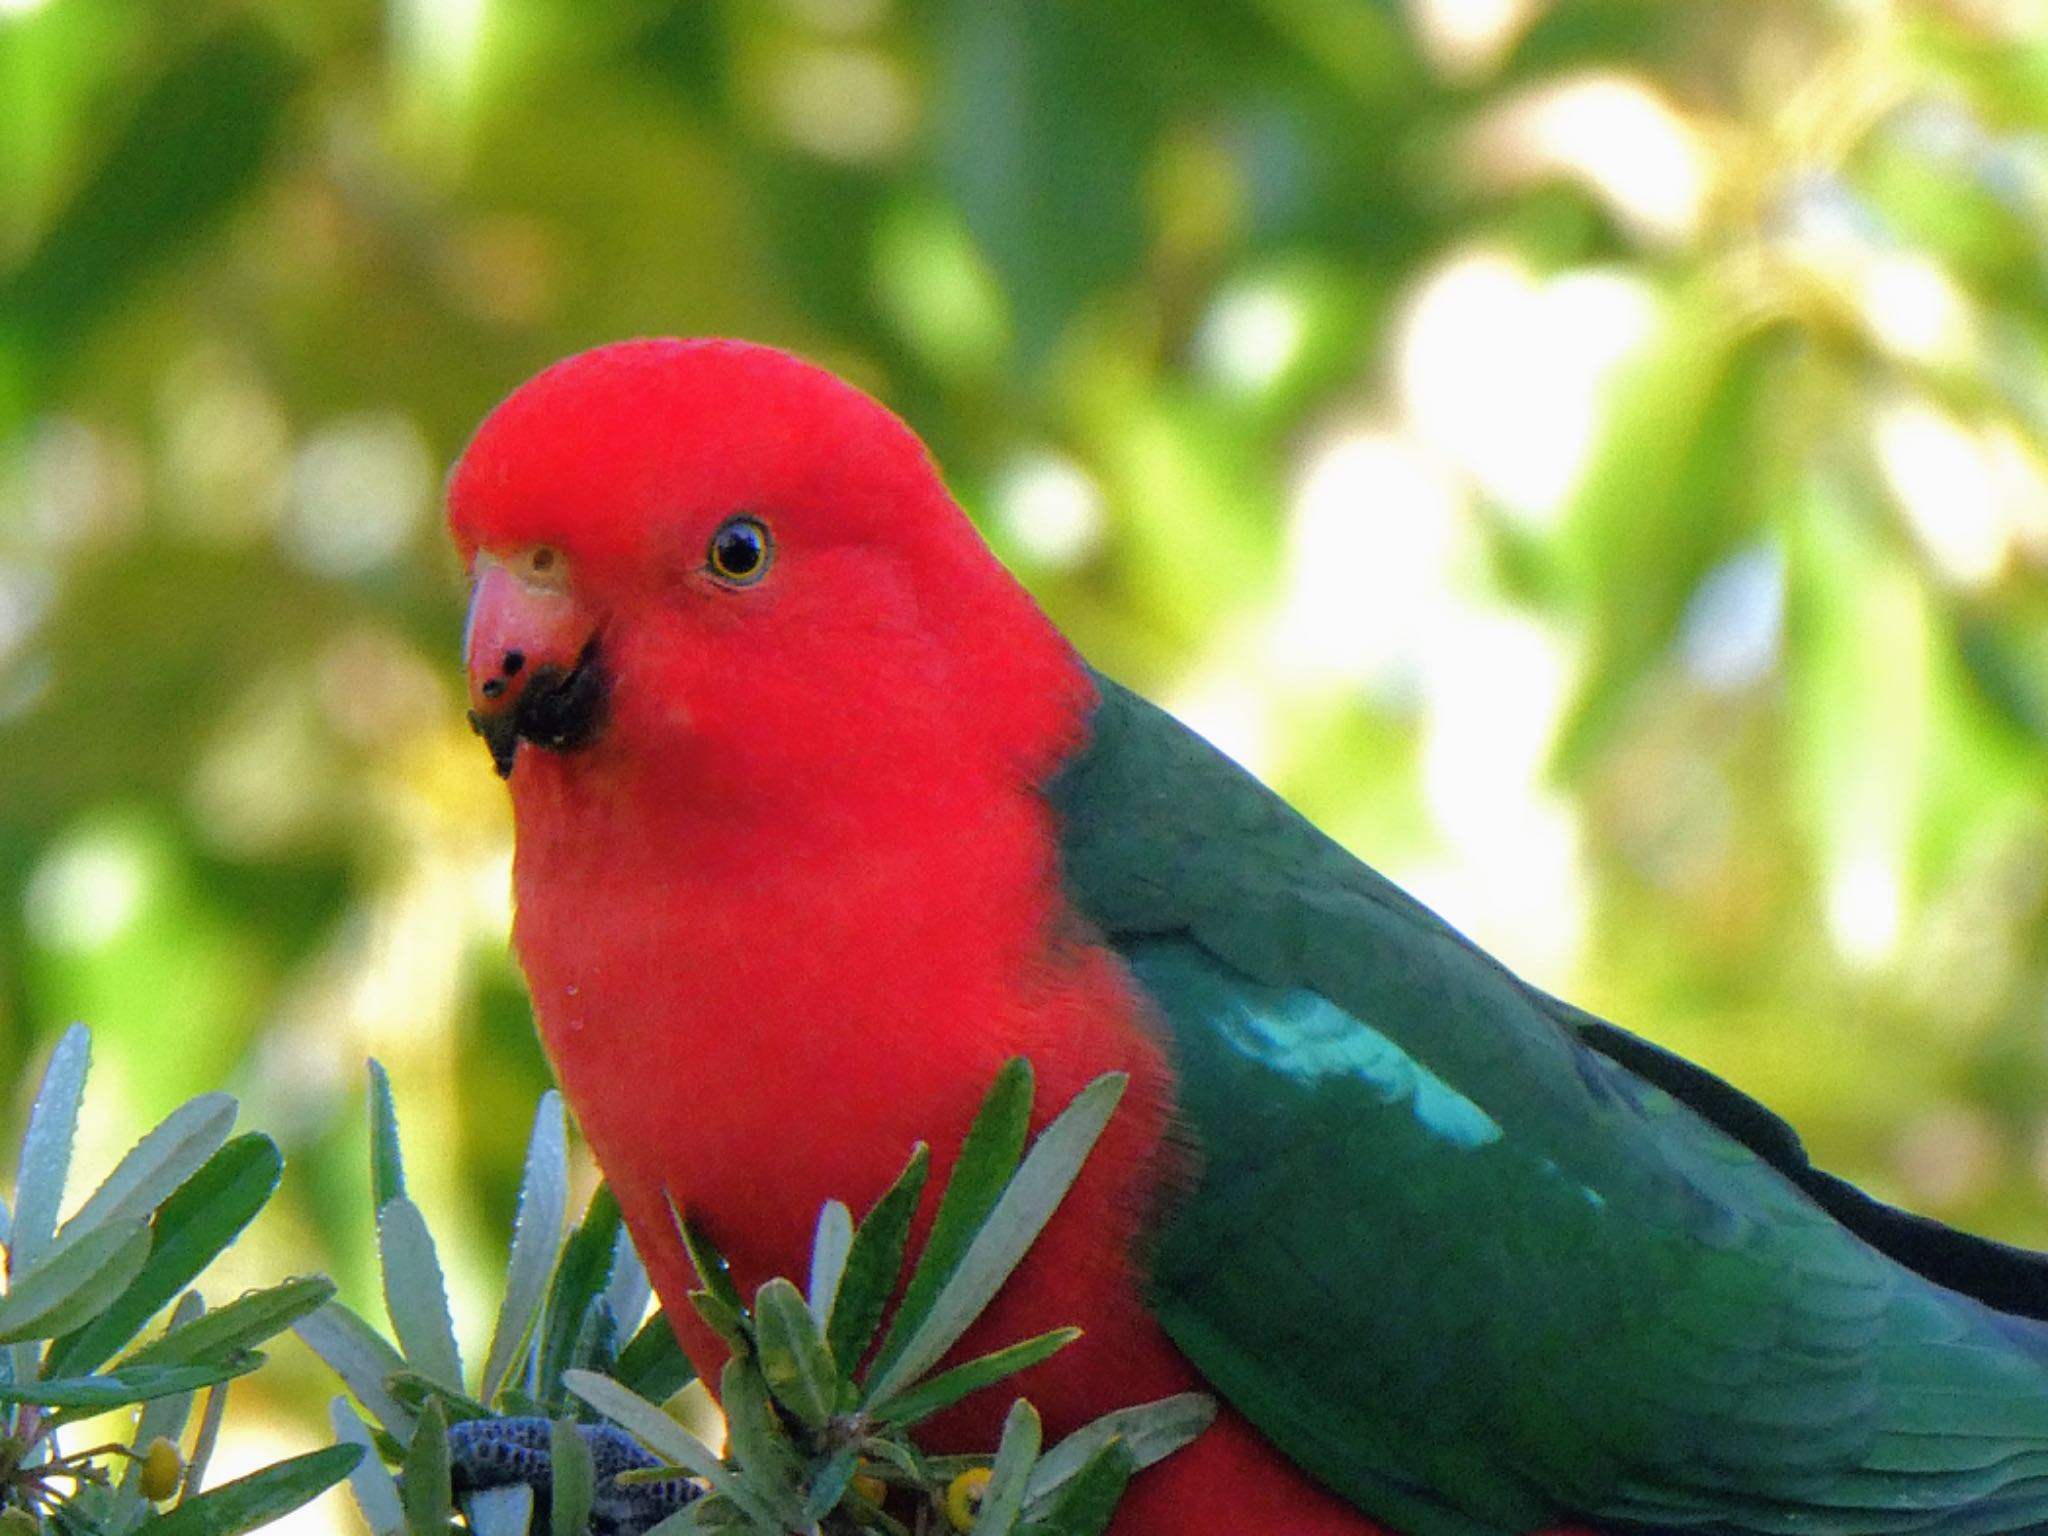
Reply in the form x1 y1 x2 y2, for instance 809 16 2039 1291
714 522 763 577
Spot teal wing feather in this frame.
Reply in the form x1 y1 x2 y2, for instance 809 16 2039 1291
1048 674 2048 1536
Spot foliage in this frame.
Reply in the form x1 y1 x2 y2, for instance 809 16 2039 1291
304 1060 1211 1536
4 0 2048 1491
0 1025 359 1536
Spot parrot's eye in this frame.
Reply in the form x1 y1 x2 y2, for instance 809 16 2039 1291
707 516 773 586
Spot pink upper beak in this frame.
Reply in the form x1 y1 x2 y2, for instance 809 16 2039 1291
464 558 601 776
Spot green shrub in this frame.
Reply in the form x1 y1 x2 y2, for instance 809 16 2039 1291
302 1059 1212 1536
1 1025 360 1536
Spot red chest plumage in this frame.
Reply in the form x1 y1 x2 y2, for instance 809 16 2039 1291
507 757 1384 1536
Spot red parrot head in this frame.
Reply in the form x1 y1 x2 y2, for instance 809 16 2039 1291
448 339 1088 835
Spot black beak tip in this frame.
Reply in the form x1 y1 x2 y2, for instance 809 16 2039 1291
468 709 520 779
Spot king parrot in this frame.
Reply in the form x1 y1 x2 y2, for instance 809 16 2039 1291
450 338 2048 1536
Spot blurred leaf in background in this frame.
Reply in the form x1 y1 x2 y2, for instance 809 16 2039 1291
4 0 2048 1528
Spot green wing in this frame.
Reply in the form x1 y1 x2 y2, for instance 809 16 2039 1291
1048 674 2048 1536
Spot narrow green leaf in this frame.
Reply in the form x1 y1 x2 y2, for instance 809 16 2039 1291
387 1371 494 1424
1021 1439 1132 1536
464 1485 533 1536
561 1369 767 1522
671 1203 745 1325
124 1276 333 1370
401 1398 452 1536
751 1277 837 1428
802 1444 861 1523
651 1498 750 1536
537 1186 623 1403
687 1291 747 1355
0 1218 151 1344
806 1201 854 1327
367 1061 406 1211
614 1310 694 1402
379 1198 464 1392
869 1329 1078 1428
331 1400 399 1531
131 1445 363 1536
717 1356 809 1529
562 1292 622 1386
482 1093 569 1404
825 1144 929 1375
866 1074 1125 1404
549 1417 595 1536
973 1399 1043 1536
858 1437 925 1483
870 1060 1033 1387
0 1358 257 1409
12 1023 90 1274
1023 1394 1213 1505
57 1093 236 1247
293 1301 413 1438
48 1134 284 1378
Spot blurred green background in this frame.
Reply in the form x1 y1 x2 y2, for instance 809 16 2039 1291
4 0 2048 1524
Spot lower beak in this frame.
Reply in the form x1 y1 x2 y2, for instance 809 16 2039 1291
464 562 606 777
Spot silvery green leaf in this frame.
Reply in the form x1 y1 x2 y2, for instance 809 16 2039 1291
561 1369 764 1521
48 1133 284 1379
182 1379 229 1501
603 1227 652 1343
804 1201 852 1329
332 1397 405 1536
1023 1393 1215 1507
12 1023 91 1274
864 1073 1125 1404
549 1416 595 1536
750 1278 836 1429
971 1399 1042 1536
378 1197 464 1391
0 1217 151 1344
293 1301 413 1437
465 1485 534 1536
482 1091 569 1404
57 1093 236 1247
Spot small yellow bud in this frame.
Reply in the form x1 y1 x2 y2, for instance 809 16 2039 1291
943 1466 992 1532
849 1471 888 1507
139 1436 184 1502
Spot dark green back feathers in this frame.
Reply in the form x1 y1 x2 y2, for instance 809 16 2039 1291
1047 674 2048 1536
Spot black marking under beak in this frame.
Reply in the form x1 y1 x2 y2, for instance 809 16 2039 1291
467 636 610 779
